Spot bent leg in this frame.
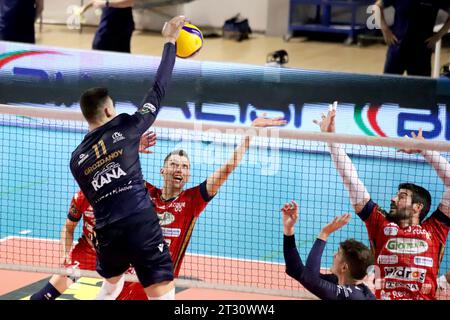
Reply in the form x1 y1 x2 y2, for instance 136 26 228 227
96 274 125 300
144 280 175 300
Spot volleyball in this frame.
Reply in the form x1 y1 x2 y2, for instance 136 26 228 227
176 23 203 58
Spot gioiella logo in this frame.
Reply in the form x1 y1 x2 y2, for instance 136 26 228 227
354 104 387 137
0 50 63 69
354 104 448 140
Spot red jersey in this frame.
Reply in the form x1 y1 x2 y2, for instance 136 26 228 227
145 180 213 276
68 191 95 244
360 200 450 300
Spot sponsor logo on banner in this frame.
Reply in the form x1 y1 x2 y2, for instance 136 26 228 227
157 212 175 226
139 103 156 114
414 256 433 268
385 281 419 292
384 266 427 283
384 226 398 236
4 46 450 142
112 132 125 143
78 153 89 165
385 238 428 254
161 227 181 237
378 255 398 264
91 162 127 191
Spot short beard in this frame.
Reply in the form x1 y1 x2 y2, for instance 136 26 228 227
387 208 410 223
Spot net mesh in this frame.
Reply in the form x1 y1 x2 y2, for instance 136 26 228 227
0 106 449 299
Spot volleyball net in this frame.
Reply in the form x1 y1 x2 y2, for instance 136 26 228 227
0 104 449 299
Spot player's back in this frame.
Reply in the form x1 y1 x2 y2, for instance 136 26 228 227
70 113 157 229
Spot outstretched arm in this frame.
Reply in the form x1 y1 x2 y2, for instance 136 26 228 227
282 201 307 282
300 214 352 300
313 102 370 214
400 129 450 218
205 116 286 197
134 16 185 134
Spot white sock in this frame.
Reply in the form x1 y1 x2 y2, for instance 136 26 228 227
148 288 175 300
95 275 125 300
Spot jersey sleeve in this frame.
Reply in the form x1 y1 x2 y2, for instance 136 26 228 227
189 180 215 217
300 238 345 300
132 42 176 134
67 191 89 222
144 180 155 191
358 199 386 247
422 208 450 245
283 234 306 283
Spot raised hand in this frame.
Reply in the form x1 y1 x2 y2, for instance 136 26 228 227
281 200 299 236
318 213 351 241
313 101 337 133
398 128 424 154
252 113 287 127
139 131 157 154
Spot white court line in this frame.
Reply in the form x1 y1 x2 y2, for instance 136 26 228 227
0 235 59 242
0 235 283 265
0 236 15 243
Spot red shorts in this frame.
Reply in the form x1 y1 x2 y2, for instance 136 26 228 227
66 236 97 271
116 282 148 300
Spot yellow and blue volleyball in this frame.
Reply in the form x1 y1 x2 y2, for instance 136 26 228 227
176 23 203 59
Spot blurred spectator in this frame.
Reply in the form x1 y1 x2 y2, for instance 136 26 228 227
376 0 450 76
85 0 135 53
0 0 43 44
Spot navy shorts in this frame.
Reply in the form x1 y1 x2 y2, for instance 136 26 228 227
94 209 174 288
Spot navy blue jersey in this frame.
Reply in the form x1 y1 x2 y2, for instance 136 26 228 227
0 0 36 43
70 42 176 229
382 0 450 43
284 235 376 300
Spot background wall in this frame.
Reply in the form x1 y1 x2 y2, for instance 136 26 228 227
43 0 270 32
42 0 448 37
